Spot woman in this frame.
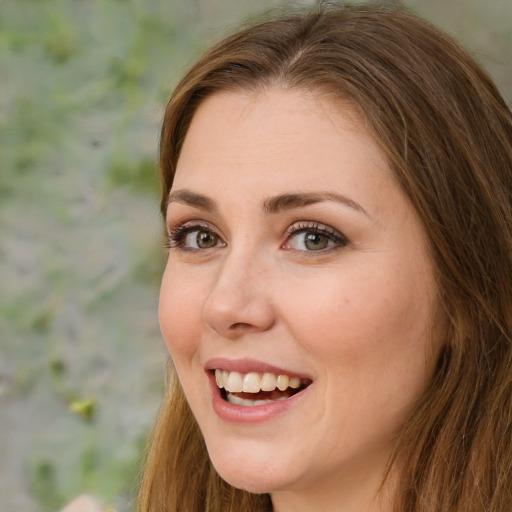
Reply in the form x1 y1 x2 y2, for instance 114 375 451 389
139 3 512 511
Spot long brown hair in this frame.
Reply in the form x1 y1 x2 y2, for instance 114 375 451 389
139 3 512 511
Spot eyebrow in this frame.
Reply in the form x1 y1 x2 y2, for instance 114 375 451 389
263 192 368 216
167 189 368 217
167 189 218 212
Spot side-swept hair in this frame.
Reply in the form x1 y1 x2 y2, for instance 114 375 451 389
139 3 512 511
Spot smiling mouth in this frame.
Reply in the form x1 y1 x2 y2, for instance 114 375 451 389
214 369 312 407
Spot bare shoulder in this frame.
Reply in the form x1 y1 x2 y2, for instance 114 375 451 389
59 494 104 512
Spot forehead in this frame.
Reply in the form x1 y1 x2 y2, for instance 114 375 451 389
173 88 396 218
180 87 370 155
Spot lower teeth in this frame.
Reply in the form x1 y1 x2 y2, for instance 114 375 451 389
226 393 288 407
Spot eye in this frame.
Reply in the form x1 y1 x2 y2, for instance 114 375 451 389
167 223 225 250
186 229 222 249
289 231 333 251
282 222 348 252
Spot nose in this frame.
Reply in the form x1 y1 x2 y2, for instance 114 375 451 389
202 252 275 339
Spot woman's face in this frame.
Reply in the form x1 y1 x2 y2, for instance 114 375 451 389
160 88 440 505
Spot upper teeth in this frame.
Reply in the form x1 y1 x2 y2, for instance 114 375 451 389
215 370 301 393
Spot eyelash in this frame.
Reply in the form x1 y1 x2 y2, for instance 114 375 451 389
165 221 349 253
165 222 219 250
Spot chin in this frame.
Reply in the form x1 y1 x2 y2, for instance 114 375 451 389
214 466 286 495
205 441 298 494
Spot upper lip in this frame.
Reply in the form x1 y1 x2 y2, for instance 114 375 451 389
205 357 312 379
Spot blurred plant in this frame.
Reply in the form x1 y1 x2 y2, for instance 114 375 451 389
70 398 98 422
105 157 160 196
43 11 79 64
29 460 64 512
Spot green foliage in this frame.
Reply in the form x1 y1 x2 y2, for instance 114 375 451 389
31 307 54 334
70 398 98 422
29 460 64 512
43 11 79 64
106 157 160 196
132 243 167 286
49 357 66 379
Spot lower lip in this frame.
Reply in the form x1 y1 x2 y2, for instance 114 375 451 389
208 372 310 424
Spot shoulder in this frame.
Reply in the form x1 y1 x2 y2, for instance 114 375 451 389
59 494 104 512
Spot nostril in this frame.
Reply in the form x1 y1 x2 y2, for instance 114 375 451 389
230 322 254 329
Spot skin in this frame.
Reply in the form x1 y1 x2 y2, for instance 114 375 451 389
159 88 441 512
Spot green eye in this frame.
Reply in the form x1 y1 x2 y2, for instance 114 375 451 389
167 223 226 251
289 231 334 251
195 230 219 248
283 223 348 253
303 232 330 250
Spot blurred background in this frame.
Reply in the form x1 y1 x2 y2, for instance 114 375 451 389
0 1 510 511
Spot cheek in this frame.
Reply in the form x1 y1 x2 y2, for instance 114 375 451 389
279 262 435 384
158 263 205 360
